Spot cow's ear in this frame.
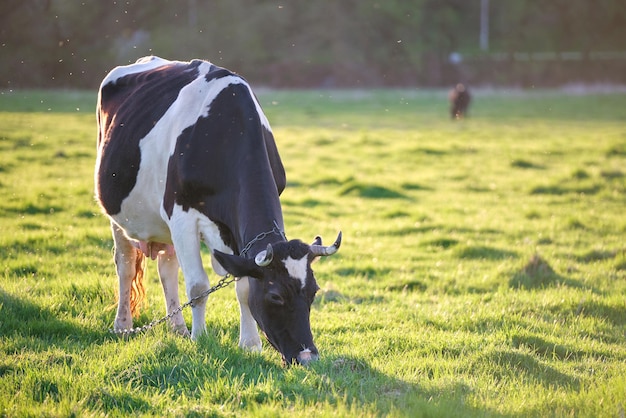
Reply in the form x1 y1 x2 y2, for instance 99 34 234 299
210 253 229 276
212 250 264 279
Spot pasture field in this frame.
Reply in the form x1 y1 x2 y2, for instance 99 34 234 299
1 88 625 417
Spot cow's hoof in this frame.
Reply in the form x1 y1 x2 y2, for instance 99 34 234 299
239 340 262 353
172 324 191 338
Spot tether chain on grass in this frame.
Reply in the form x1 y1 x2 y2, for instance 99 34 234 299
109 221 286 337
109 273 237 337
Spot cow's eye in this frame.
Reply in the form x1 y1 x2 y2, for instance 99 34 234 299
265 290 285 306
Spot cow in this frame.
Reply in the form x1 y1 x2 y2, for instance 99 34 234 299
95 56 341 365
449 83 471 120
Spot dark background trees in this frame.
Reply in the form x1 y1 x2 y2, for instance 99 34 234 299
1 0 625 89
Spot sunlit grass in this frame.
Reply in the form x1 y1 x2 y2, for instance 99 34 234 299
1 88 625 416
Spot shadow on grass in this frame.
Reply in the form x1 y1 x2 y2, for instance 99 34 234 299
2 202 64 215
511 333 617 362
338 180 409 199
479 349 580 391
59 311 507 416
84 388 151 415
422 237 459 249
386 279 428 293
0 287 106 344
0 288 120 408
529 183 603 196
547 298 626 330
334 265 392 279
0 236 67 259
110 326 506 417
454 245 517 260
0 288 507 415
309 355 493 416
510 159 545 169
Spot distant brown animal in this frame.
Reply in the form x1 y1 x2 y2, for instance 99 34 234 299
449 83 471 119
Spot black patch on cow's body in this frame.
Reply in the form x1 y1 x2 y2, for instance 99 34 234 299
96 60 202 215
205 68 233 82
163 81 285 253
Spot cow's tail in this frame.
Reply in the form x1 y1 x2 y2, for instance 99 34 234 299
129 247 146 318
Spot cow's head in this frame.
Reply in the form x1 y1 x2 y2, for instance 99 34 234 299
213 232 341 365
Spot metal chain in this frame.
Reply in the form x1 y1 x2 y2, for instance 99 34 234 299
238 220 286 257
109 273 237 336
109 221 286 337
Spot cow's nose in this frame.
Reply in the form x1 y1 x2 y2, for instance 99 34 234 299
297 348 319 366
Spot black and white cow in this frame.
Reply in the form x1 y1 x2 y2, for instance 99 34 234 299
95 56 341 365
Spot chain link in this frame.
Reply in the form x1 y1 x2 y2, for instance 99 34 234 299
108 222 286 337
238 221 286 257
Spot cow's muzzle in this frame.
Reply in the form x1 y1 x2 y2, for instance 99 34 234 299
296 348 319 366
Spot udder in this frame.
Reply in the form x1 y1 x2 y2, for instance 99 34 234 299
132 240 176 260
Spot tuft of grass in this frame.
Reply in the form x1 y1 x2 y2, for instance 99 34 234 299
605 142 626 157
571 168 590 179
510 254 559 289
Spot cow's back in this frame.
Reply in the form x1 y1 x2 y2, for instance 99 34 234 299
95 56 285 246
96 57 205 216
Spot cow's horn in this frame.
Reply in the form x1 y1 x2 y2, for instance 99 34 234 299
255 244 274 266
310 231 342 256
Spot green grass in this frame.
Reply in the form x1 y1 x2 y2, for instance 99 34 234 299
1 87 626 417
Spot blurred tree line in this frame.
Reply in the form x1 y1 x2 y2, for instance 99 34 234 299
1 0 625 89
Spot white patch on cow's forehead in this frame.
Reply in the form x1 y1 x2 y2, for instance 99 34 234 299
283 255 308 289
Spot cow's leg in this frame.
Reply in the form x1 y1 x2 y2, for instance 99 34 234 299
235 277 262 351
157 251 190 337
111 222 140 332
169 214 209 340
